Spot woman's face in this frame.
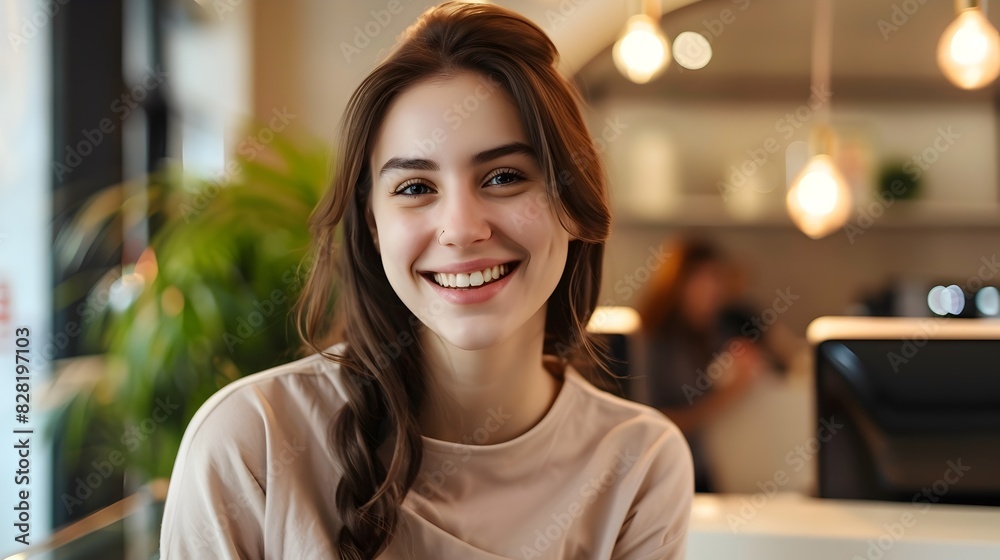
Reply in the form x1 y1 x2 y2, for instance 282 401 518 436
368 71 574 351
680 261 725 332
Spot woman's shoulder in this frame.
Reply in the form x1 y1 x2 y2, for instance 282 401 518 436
565 365 686 444
175 342 351 463
561 367 694 553
564 365 692 471
161 343 352 557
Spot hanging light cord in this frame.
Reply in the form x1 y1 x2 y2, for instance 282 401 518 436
645 0 661 21
811 0 833 128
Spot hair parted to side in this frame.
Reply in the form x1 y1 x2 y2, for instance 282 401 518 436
293 2 612 557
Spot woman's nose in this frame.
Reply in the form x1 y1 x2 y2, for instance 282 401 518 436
437 187 492 248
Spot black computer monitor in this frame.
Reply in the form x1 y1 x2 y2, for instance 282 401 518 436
809 317 1000 506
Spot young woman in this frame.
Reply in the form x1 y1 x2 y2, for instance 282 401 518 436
159 3 693 558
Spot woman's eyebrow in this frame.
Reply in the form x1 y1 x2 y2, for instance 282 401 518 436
378 156 437 178
470 141 536 166
377 141 537 178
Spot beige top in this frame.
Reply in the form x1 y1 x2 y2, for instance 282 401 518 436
159 343 693 559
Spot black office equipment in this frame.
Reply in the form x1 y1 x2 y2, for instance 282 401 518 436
809 317 1000 507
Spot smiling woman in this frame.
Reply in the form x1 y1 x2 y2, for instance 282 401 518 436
159 2 693 559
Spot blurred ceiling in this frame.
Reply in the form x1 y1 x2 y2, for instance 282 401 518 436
236 0 1000 142
568 0 1000 102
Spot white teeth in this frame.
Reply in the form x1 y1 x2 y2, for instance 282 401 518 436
431 263 514 288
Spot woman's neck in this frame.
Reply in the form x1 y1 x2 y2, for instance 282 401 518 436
416 306 562 446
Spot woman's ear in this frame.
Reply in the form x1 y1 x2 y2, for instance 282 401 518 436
365 205 380 253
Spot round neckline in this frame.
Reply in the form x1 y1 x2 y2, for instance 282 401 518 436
419 366 581 456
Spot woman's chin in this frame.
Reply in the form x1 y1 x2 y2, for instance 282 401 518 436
430 325 510 352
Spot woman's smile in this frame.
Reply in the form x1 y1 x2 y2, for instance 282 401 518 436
420 257 521 287
421 260 522 305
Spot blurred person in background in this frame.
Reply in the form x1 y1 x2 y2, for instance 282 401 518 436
636 237 798 492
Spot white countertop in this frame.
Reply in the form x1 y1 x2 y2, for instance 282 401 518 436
687 493 1000 559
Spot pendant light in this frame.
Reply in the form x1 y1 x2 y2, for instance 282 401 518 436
613 0 670 84
786 0 852 239
787 128 853 239
938 0 1000 90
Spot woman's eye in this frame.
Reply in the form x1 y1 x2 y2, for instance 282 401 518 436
485 169 526 187
394 182 433 196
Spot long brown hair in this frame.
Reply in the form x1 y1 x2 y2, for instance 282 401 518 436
294 2 611 557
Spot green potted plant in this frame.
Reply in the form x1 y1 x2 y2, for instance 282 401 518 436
52 126 331 496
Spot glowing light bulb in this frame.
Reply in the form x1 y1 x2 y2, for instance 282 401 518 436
937 6 1000 89
613 14 670 84
976 286 1000 315
587 306 642 334
928 285 948 316
943 285 967 315
786 154 853 239
672 31 712 70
